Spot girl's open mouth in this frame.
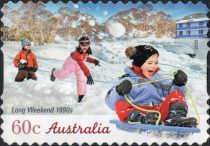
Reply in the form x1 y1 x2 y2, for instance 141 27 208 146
145 70 155 77
148 70 155 73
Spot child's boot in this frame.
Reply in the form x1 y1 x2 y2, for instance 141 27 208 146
164 102 197 127
78 95 84 103
165 117 197 127
27 72 37 80
127 110 158 125
50 68 56 81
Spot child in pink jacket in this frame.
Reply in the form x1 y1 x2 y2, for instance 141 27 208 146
50 36 100 102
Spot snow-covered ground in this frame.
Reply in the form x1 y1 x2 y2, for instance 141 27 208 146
2 37 208 115
1 37 209 143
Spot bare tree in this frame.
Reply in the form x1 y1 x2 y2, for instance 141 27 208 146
3 1 58 45
137 4 154 36
57 7 75 41
2 5 20 40
153 11 175 37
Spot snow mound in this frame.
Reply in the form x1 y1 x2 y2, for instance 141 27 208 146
161 44 195 55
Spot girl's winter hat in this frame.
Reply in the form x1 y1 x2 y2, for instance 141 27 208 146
20 38 31 48
125 45 159 67
79 36 90 43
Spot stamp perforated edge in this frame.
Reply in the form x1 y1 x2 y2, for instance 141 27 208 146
0 0 209 145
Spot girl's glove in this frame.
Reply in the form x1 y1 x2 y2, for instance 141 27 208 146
18 63 27 70
87 76 94 85
94 60 100 66
116 80 132 95
173 70 188 87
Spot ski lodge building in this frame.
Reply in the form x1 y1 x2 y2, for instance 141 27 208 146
176 18 208 38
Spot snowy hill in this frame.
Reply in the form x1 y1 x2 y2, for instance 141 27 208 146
2 3 206 44
1 38 209 142
2 38 208 114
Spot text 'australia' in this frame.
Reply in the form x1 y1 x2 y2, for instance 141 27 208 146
46 122 111 134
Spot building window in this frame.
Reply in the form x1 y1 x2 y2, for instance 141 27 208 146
179 31 183 36
199 21 204 25
199 30 203 34
179 24 183 28
186 30 191 35
187 23 191 27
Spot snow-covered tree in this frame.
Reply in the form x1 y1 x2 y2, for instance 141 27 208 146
1 5 20 41
2 1 57 45
154 11 175 37
57 7 75 41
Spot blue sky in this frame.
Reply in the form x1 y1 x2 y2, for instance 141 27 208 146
7 1 208 23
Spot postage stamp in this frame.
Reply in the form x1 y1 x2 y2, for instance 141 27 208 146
0 0 209 145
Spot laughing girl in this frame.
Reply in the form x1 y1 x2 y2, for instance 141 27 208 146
50 36 100 103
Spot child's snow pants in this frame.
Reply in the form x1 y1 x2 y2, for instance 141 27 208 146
15 70 37 82
53 56 87 96
114 90 188 122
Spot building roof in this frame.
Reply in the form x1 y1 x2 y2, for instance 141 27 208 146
176 17 209 24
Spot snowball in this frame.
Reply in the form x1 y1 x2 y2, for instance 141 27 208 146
106 22 126 37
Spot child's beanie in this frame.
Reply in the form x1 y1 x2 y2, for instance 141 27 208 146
79 36 90 43
125 45 159 67
20 38 31 48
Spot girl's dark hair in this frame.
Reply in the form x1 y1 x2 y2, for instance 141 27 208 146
76 36 92 54
76 46 92 54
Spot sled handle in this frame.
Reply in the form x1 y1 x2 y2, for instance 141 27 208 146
185 84 200 127
132 72 177 87
125 72 176 125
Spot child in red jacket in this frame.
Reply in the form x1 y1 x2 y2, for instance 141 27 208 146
13 39 38 82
